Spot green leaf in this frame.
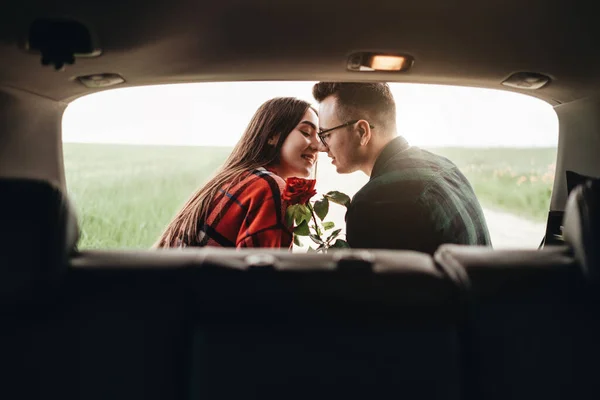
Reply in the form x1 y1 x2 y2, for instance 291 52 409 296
309 234 324 245
327 228 342 242
322 221 335 230
325 191 351 207
313 197 329 220
294 220 310 236
293 235 302 247
331 239 350 248
314 224 323 237
285 205 298 228
294 204 312 225
307 247 317 253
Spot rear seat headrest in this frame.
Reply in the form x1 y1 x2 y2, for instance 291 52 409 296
0 178 79 304
563 179 600 279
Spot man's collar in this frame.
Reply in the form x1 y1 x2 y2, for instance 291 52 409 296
370 136 410 179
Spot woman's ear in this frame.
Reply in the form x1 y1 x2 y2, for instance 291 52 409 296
268 133 281 146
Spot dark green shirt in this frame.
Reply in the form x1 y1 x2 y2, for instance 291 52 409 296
346 137 491 254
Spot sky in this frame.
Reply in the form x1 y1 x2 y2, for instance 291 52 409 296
62 81 558 148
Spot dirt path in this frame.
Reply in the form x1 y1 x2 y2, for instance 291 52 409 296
482 208 545 249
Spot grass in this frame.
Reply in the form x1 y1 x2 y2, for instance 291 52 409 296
63 143 231 249
64 143 557 249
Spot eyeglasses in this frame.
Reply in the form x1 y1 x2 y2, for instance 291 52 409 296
318 120 374 147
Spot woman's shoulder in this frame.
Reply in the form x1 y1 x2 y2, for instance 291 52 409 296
248 167 287 192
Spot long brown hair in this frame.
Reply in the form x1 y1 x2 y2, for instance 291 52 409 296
154 97 314 248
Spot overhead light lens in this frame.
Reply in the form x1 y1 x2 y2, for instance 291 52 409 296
77 73 125 88
370 55 406 71
501 72 551 90
347 52 413 72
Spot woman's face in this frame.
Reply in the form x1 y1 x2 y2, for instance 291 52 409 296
274 108 320 179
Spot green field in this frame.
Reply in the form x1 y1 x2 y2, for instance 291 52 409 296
64 143 556 249
63 144 232 249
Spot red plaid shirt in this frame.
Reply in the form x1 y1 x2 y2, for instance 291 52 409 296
178 168 292 249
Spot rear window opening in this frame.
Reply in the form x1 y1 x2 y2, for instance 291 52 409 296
62 81 558 250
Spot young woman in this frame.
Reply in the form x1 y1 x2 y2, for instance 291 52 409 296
155 97 319 248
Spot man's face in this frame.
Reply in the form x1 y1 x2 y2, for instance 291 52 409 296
318 96 363 174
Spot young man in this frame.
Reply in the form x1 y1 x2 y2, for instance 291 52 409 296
313 82 491 254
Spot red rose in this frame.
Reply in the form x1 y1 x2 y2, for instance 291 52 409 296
283 178 317 205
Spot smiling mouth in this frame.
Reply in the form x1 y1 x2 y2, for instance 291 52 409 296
301 154 316 164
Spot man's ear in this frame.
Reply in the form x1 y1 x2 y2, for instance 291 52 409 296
357 120 372 146
268 133 281 146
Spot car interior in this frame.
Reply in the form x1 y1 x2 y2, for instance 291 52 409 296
2 0 600 399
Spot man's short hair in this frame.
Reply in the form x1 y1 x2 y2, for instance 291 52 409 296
312 82 396 132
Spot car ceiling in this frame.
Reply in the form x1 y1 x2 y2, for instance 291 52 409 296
0 0 598 104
